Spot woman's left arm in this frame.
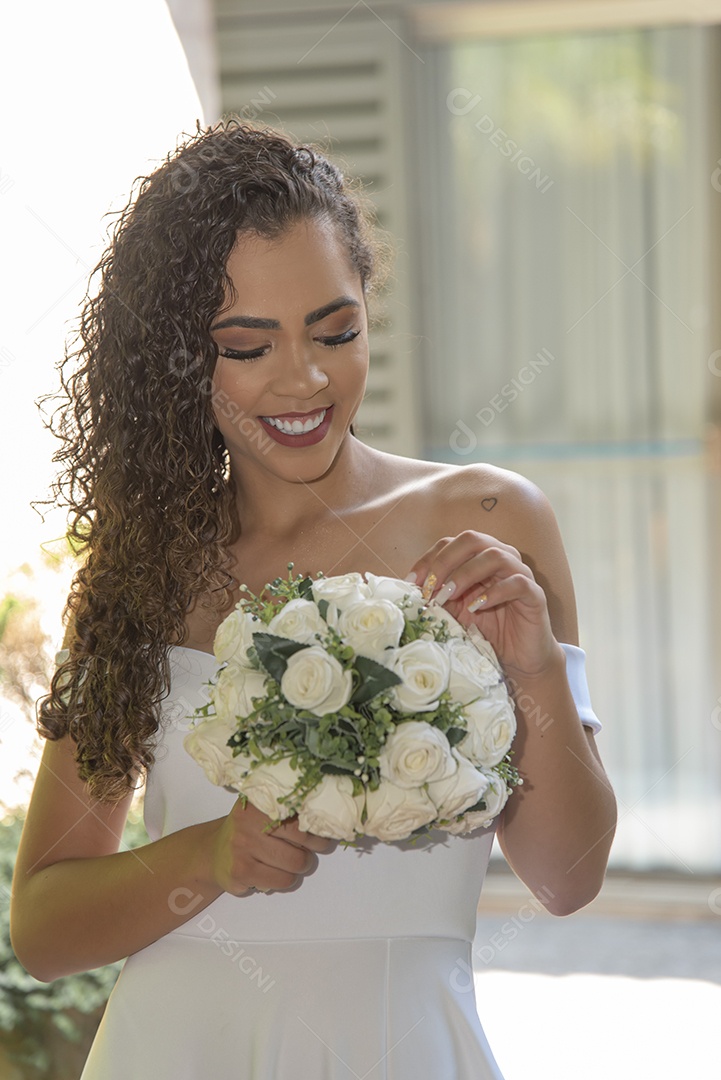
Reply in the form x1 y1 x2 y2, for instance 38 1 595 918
406 473 617 916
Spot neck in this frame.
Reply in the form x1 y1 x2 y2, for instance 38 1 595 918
227 434 379 538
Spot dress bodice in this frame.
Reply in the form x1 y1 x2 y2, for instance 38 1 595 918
145 646 496 945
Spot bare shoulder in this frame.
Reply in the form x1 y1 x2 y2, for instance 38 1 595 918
434 461 554 532
367 449 553 529
373 450 551 528
403 458 580 645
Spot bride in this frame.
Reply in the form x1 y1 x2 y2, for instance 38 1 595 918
10 119 616 1078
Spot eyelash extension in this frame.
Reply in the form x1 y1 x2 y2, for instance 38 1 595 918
323 329 362 351
220 328 362 362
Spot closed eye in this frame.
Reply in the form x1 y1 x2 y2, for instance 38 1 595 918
322 329 362 351
218 328 362 363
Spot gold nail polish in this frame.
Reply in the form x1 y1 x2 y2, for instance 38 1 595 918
467 593 488 613
421 572 438 600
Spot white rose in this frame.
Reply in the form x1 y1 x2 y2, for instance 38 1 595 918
389 639 450 712
240 757 301 820
213 609 263 667
183 716 252 788
212 663 269 725
223 748 256 789
446 636 503 696
267 598 327 644
280 645 353 717
379 720 456 788
442 769 511 833
297 774 364 841
464 622 505 677
337 599 405 661
447 668 493 711
311 573 371 615
363 779 438 842
426 751 490 819
364 573 425 618
457 684 517 767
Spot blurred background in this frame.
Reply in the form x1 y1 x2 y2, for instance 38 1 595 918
1 1 720 1077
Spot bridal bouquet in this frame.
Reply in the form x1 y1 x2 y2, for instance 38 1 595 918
183 567 521 843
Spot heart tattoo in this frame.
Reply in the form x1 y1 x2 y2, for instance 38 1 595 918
481 498 498 511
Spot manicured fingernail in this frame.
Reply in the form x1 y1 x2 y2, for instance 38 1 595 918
403 571 417 583
467 593 488 613
421 572 438 600
434 580 457 606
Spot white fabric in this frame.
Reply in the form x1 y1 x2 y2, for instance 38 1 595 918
558 643 602 734
79 641 600 1078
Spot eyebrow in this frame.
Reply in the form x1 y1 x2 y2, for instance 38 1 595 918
211 295 361 331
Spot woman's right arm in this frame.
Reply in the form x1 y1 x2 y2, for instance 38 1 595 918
10 734 330 983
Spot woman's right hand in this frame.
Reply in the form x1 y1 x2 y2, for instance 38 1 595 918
208 797 335 896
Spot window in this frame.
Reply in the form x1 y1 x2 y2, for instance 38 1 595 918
412 26 721 871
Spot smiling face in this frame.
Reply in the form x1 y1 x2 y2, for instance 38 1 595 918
210 216 369 491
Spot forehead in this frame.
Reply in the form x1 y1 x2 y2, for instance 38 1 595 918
224 218 358 297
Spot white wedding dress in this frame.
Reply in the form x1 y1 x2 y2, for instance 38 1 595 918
79 642 601 1080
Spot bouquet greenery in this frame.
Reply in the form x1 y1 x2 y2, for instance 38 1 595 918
184 567 521 842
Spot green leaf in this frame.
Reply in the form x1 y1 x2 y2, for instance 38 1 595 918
297 576 314 601
317 598 330 621
319 762 355 776
446 725 467 747
351 654 402 705
252 632 307 684
464 795 488 813
304 723 322 757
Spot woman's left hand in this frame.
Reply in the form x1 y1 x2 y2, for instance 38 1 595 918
406 530 562 680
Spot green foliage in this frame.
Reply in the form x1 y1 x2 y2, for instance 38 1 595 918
252 632 307 684
0 597 22 644
350 654 401 706
234 562 311 621
0 804 150 1075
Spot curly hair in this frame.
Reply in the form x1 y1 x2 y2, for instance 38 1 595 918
34 117 395 805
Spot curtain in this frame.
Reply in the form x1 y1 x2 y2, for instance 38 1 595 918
412 26 720 871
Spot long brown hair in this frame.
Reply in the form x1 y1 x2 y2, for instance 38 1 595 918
34 117 394 804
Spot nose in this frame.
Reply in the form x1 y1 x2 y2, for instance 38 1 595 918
268 343 330 399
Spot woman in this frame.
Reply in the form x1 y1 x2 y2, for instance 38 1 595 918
11 119 616 1078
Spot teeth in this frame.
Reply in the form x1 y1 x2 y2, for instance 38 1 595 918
262 409 327 435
